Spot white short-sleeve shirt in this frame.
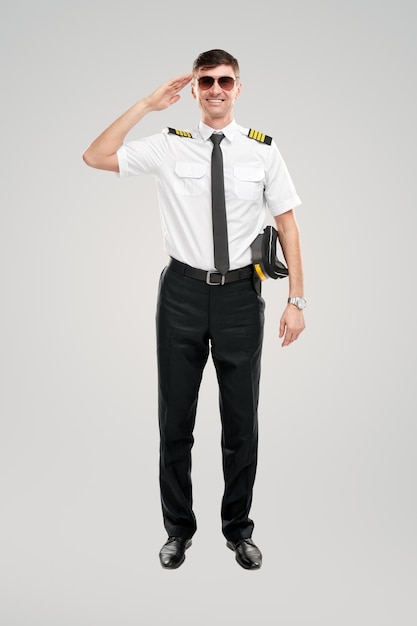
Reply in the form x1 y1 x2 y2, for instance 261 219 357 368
117 120 301 271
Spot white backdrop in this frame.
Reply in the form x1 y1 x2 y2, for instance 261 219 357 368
1 1 416 625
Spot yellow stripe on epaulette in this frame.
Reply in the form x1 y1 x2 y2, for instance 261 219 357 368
168 127 193 138
248 129 272 145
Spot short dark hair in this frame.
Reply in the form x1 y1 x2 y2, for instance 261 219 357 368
192 49 240 79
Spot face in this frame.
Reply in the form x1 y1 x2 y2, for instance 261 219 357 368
191 64 242 127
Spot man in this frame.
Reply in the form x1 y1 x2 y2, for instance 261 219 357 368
83 49 306 570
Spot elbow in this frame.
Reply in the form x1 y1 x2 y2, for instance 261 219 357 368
274 210 299 238
81 149 119 172
82 149 95 168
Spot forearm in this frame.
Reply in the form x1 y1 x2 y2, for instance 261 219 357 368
274 212 304 297
82 98 152 169
274 211 306 346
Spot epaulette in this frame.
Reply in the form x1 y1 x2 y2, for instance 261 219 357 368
168 127 193 138
248 129 272 145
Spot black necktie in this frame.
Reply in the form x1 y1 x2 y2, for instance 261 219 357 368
210 133 229 276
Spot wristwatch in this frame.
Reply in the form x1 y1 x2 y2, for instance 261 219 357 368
288 297 307 310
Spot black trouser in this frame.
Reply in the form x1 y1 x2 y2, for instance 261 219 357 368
156 263 265 542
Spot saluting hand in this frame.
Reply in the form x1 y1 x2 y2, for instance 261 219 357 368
145 74 193 112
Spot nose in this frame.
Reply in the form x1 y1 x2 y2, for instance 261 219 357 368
208 79 223 94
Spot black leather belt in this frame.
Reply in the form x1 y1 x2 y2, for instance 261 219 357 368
169 258 253 286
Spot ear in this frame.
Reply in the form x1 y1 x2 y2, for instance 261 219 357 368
235 82 242 99
191 83 197 100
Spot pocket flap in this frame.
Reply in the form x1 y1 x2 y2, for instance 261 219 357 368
175 162 207 178
234 166 264 182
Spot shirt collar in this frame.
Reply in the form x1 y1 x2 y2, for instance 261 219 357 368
199 120 238 142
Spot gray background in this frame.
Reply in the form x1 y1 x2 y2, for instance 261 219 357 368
1 1 416 624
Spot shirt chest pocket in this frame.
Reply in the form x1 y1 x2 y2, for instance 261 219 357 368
233 166 265 200
174 162 207 196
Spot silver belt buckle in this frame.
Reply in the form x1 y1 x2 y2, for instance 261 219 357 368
206 271 226 285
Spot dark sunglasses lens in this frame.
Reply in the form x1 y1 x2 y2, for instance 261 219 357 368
198 77 215 90
218 77 235 90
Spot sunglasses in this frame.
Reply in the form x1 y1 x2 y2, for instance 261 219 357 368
197 76 237 91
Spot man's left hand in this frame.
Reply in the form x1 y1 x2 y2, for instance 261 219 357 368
279 304 306 347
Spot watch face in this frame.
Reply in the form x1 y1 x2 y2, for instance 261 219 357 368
289 297 307 309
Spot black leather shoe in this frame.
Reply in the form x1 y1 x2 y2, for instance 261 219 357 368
226 538 262 570
159 536 192 569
